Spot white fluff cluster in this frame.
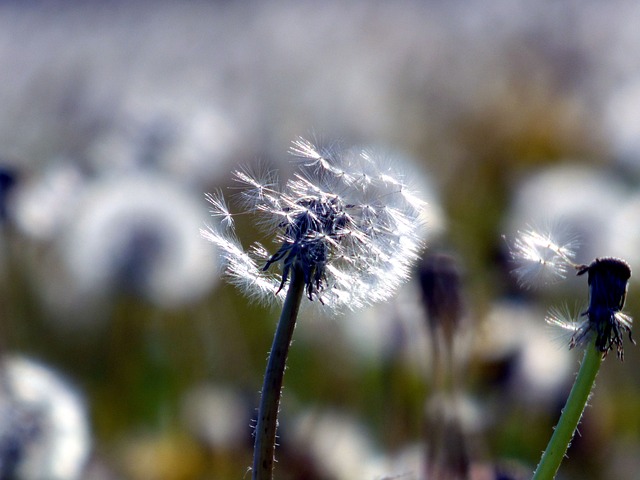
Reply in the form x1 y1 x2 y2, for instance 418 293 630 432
510 227 579 288
201 138 426 312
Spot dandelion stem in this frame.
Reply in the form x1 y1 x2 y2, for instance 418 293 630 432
252 264 306 480
532 344 603 480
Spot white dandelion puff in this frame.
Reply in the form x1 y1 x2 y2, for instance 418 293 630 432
202 138 427 312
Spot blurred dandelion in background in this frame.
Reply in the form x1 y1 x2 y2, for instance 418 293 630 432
290 410 390 480
0 356 90 480
604 77 640 173
88 104 240 188
477 301 574 405
10 161 86 242
418 253 471 479
180 384 253 453
202 137 427 312
61 172 218 311
608 192 640 266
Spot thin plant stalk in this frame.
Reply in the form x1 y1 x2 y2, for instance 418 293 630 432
532 344 603 480
252 264 306 480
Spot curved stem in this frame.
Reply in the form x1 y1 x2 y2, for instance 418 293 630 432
252 265 305 480
532 344 603 480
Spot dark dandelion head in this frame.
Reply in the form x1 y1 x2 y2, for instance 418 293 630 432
0 167 18 223
418 253 464 339
262 193 350 302
577 257 634 360
578 257 631 310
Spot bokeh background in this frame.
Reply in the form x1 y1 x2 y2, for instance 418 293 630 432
2 1 640 479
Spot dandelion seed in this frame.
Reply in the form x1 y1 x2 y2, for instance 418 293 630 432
289 137 330 166
204 190 234 228
202 138 426 312
509 226 579 287
545 305 590 348
289 137 345 177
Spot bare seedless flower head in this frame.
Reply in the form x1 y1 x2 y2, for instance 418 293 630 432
201 138 426 312
511 227 634 360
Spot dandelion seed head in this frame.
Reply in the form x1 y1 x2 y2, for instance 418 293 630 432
202 138 428 312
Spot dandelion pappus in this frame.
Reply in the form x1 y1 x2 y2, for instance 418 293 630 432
202 137 427 312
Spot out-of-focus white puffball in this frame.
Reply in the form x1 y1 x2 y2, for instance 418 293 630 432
180 385 250 451
60 172 218 310
10 161 86 241
88 103 240 188
290 410 387 480
0 356 91 480
608 192 640 266
476 301 574 405
604 78 640 171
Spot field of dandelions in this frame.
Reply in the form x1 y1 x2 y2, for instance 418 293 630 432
3 2 640 479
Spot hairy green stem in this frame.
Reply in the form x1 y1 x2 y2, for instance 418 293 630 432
252 265 305 480
532 344 603 480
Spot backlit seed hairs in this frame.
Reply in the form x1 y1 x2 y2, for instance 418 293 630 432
201 138 426 312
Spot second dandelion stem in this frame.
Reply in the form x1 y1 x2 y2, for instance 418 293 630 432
252 264 306 480
532 344 603 480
